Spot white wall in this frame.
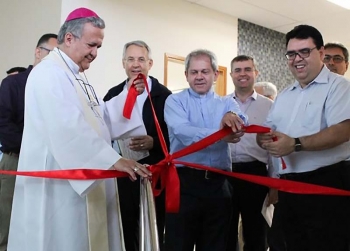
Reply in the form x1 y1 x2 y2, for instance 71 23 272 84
61 0 239 97
0 0 61 80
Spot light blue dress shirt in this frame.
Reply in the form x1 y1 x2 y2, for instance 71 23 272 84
265 66 350 174
164 88 247 171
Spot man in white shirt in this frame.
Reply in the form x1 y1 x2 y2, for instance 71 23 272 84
7 7 151 251
226 55 274 251
257 24 350 251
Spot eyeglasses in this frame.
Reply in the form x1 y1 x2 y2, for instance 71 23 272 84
75 79 100 106
39 47 52 53
124 57 148 64
285 47 317 60
323 55 345 64
76 78 105 124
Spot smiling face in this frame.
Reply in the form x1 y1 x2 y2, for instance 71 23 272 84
64 22 104 71
122 44 153 79
185 54 218 95
286 38 324 87
230 59 258 92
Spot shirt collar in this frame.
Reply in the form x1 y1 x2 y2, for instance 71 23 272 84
188 87 214 98
232 90 257 101
289 65 329 91
53 47 80 74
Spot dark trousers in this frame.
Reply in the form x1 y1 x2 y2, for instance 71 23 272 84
226 161 268 251
267 201 286 251
165 168 232 251
278 161 350 251
0 153 19 251
118 177 165 251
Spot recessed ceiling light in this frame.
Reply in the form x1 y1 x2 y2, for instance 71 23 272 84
327 0 350 9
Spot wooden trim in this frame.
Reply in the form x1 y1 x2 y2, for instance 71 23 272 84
164 52 227 95
164 53 185 86
217 66 227 96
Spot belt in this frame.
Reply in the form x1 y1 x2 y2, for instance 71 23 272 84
177 167 225 180
3 152 19 158
232 160 266 172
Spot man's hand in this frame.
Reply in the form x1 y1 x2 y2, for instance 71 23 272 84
221 112 244 133
267 188 278 206
223 131 245 143
129 135 154 151
112 158 152 181
256 132 274 148
262 131 295 157
127 76 145 95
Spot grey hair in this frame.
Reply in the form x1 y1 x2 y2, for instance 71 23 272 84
185 49 218 72
57 17 105 44
122 40 152 59
254 82 278 98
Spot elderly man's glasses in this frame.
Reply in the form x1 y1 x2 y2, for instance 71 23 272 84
285 47 317 60
39 47 52 53
76 78 105 124
323 55 345 64
75 79 100 106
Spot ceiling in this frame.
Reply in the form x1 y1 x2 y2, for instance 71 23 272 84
186 0 350 47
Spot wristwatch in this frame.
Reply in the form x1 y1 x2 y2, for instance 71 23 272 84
227 111 237 116
294 138 302 152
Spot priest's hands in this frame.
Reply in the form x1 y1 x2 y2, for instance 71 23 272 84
221 112 244 133
129 135 153 151
127 76 145 95
112 158 152 181
223 131 244 143
221 112 245 143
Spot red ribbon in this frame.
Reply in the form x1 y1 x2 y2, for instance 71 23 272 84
2 73 350 213
0 169 128 179
123 75 141 119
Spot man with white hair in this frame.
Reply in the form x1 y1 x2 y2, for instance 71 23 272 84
104 40 172 251
7 7 151 251
254 82 278 100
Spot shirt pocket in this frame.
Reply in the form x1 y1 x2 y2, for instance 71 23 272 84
300 100 324 133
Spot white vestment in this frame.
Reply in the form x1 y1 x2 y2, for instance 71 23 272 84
8 48 142 251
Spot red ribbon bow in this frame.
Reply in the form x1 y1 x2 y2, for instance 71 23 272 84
123 74 288 212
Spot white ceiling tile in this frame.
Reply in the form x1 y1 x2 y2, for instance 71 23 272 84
185 0 350 45
197 0 297 28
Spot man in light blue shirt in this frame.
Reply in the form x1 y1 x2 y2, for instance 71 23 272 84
164 49 247 251
257 25 350 251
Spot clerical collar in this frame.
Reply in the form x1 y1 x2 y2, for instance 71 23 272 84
189 87 214 98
